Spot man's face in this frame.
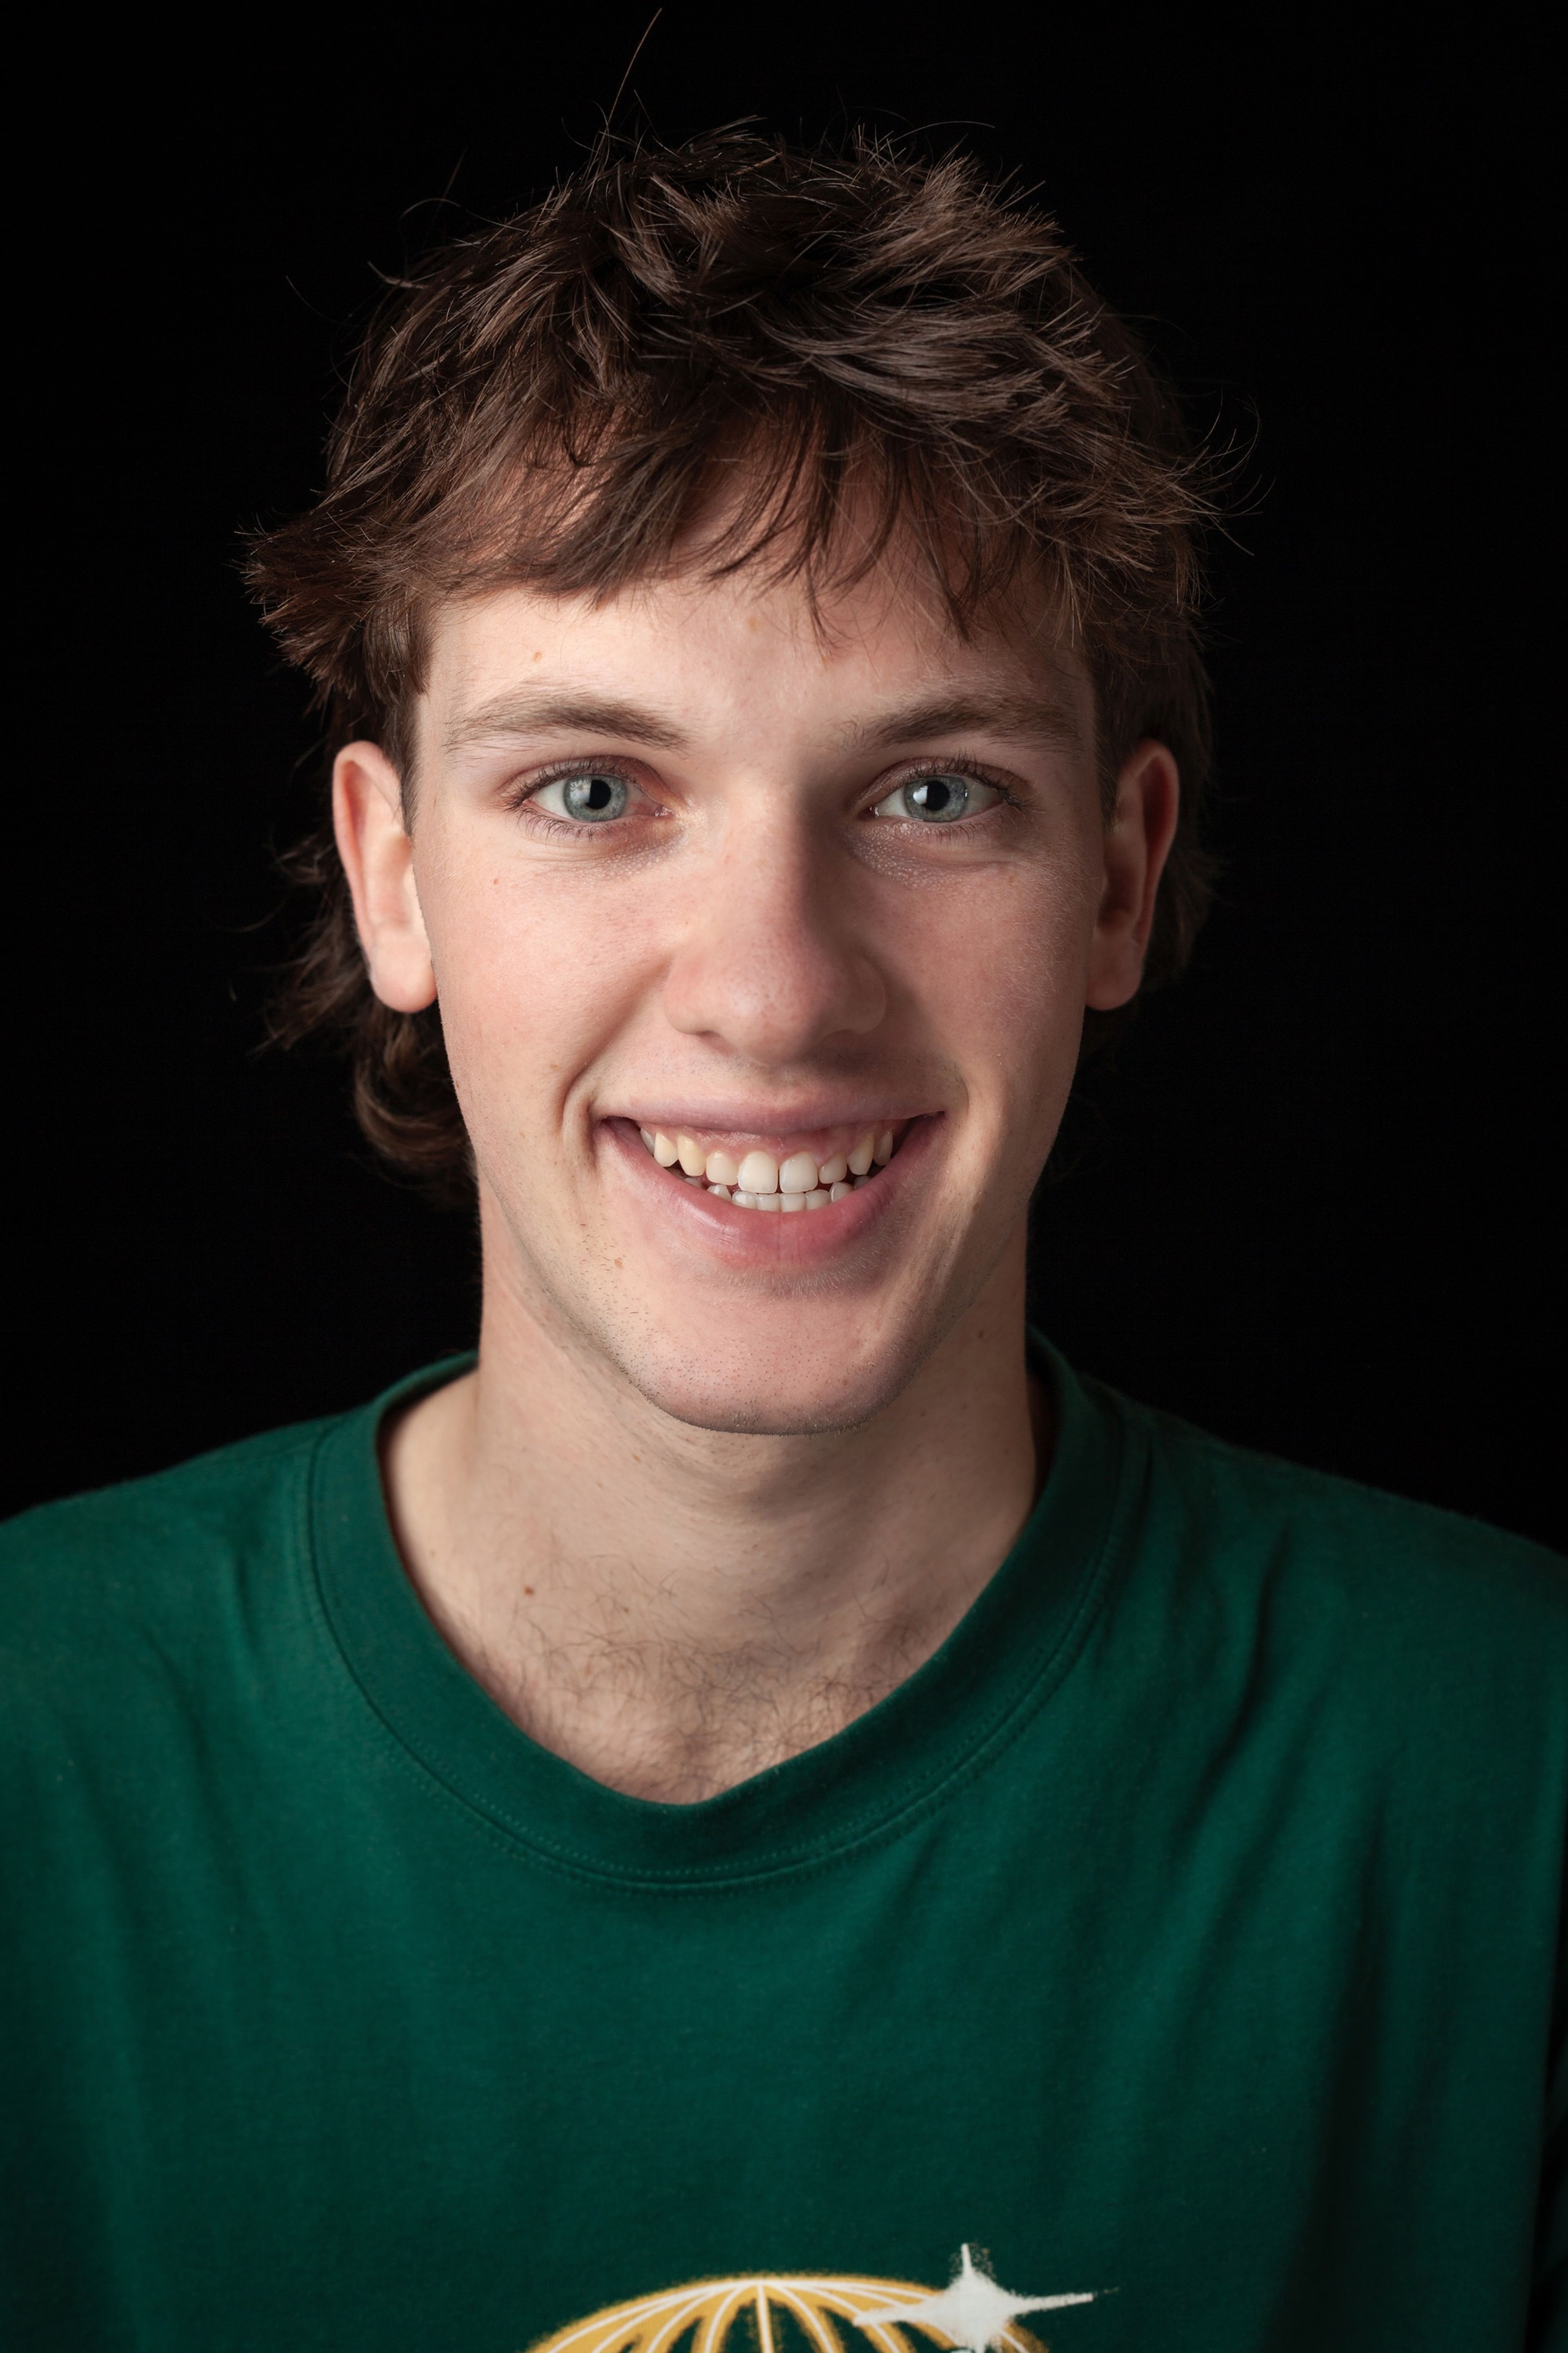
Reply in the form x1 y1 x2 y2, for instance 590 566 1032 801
341 555 1169 1434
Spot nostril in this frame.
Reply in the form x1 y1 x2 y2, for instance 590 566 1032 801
661 903 887 1054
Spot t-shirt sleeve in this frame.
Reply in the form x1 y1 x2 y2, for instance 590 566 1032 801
1533 1939 1568 2352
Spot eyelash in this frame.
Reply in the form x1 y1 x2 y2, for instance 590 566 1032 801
506 754 1017 830
505 760 650 833
877 757 1016 817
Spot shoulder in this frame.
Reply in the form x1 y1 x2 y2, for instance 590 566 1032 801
1098 1378 1568 1717
0 1416 338 1690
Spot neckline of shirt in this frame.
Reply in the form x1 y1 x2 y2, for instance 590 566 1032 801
308 1334 1136 1888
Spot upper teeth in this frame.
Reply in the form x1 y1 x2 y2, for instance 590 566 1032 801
636 1124 901 1209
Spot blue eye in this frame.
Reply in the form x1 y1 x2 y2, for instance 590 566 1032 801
872 774 998 823
533 772 630 823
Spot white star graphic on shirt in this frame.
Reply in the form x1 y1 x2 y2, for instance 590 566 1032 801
877 2245 1095 2353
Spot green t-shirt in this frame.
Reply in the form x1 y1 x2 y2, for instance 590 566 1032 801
2 1346 1564 2353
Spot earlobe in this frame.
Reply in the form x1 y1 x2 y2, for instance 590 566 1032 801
1084 738 1180 1013
331 743 438 1013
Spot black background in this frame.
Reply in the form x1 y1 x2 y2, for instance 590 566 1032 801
11 8 1561 1545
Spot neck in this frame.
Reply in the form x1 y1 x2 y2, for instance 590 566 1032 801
381 1231 1044 1803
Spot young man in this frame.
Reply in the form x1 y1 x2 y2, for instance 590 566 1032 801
2 132 1562 2353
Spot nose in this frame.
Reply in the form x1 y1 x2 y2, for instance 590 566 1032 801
660 808 887 1066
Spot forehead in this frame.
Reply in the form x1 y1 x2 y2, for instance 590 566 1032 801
419 556 1089 752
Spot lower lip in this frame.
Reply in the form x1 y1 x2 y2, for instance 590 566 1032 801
601 1116 939 1264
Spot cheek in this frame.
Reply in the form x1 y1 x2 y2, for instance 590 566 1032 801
916 856 1097 1075
416 839 675 1144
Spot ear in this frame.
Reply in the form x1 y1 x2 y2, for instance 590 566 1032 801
332 743 438 1013
1085 737 1181 1012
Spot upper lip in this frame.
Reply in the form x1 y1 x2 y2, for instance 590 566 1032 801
607 1102 933 1135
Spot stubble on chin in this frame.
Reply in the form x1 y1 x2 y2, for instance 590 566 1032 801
505 1236 1017 1459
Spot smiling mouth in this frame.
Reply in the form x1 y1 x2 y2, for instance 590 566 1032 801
633 1121 909 1212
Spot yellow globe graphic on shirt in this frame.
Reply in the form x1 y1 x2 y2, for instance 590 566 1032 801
530 2246 1097 2353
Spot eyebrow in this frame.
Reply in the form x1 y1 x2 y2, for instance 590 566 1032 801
442 689 689 755
441 684 1080 759
840 691 1083 753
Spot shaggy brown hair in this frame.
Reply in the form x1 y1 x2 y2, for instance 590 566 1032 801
249 128 1217 1202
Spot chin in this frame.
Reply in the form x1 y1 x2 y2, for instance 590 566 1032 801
486 1168 1013 1441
